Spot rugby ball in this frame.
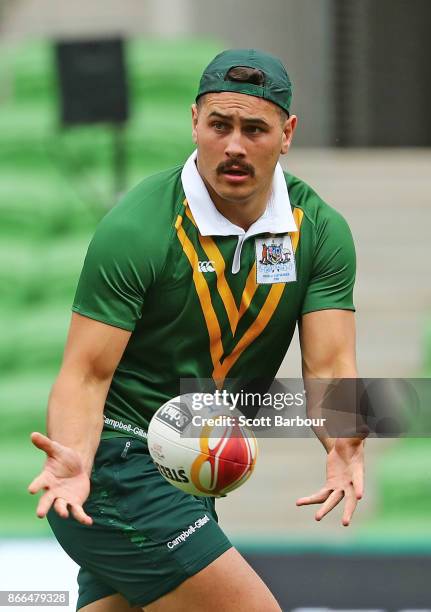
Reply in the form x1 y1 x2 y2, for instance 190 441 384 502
147 395 258 497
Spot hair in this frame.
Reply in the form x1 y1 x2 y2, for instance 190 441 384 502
225 66 266 86
197 66 289 123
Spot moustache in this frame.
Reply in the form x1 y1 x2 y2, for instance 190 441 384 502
216 159 255 178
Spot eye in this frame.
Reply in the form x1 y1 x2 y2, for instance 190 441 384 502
211 121 228 131
244 125 264 134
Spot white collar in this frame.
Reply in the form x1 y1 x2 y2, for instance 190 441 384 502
181 150 297 239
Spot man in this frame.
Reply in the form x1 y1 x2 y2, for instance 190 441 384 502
29 49 365 611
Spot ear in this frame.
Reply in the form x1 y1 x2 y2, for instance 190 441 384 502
191 103 199 145
281 114 298 155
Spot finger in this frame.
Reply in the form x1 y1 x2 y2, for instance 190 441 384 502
36 491 55 519
30 432 58 457
70 504 93 526
54 498 70 519
353 465 364 500
342 487 358 527
28 473 50 495
315 489 344 521
296 488 331 506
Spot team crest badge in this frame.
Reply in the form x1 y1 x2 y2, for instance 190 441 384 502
255 235 297 284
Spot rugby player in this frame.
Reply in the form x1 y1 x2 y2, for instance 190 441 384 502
29 49 365 611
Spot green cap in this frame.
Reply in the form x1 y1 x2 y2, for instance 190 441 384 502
196 48 293 114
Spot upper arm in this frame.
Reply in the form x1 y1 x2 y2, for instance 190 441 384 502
61 312 132 383
63 195 170 383
299 309 357 378
299 204 357 378
301 208 356 316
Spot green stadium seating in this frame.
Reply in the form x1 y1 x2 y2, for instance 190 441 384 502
0 36 222 535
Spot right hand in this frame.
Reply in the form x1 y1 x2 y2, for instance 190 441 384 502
28 432 93 526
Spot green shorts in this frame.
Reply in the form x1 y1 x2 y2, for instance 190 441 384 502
47 437 232 610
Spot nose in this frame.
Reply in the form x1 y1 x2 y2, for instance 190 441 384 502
224 128 247 158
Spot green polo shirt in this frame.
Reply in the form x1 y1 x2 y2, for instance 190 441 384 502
72 161 355 442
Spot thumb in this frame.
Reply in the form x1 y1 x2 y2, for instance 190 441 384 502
30 432 58 457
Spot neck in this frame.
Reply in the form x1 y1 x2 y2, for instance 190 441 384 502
201 177 272 232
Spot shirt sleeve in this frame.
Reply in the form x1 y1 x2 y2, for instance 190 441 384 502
301 207 356 315
72 208 165 331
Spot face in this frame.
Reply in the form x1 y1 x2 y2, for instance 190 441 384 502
192 92 297 208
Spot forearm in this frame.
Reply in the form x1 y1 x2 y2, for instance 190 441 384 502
304 381 335 453
47 368 110 475
303 368 364 453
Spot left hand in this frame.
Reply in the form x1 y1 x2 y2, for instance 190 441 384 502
296 438 364 526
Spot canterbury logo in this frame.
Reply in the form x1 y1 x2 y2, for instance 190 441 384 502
198 260 215 273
